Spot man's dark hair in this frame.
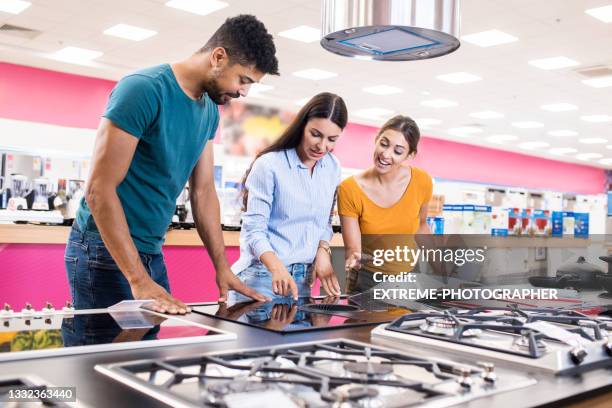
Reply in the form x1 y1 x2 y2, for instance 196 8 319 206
202 14 279 75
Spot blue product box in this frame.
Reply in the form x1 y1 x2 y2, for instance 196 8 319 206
551 211 563 237
573 212 589 238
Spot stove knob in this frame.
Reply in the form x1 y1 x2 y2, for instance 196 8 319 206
604 337 612 357
62 301 74 312
2 320 8 328
478 362 497 383
1 303 13 316
21 303 34 314
456 367 473 389
570 346 587 365
42 302 55 314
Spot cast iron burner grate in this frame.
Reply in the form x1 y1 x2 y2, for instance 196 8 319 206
385 305 612 360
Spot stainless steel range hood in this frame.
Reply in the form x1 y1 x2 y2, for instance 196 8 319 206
321 0 461 61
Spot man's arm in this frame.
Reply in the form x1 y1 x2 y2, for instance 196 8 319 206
86 118 188 314
189 142 268 302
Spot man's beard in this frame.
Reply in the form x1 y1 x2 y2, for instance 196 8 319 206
206 78 239 105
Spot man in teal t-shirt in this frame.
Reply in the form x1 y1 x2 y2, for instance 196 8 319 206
65 15 278 314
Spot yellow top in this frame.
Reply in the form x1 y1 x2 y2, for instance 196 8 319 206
337 167 433 275
338 167 433 234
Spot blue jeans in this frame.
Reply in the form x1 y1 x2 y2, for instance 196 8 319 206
64 222 170 310
230 262 312 303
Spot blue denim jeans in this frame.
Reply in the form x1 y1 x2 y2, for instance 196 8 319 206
64 222 170 310
229 262 312 303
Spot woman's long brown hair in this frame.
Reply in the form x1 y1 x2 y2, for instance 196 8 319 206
241 92 348 210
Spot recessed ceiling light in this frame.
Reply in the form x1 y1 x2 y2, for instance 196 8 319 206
278 25 320 43
585 5 612 23
362 85 403 95
599 158 612 166
165 0 228 16
52 47 103 64
0 0 30 14
420 99 458 108
580 114 612 122
582 76 612 88
528 56 580 70
576 153 604 160
461 29 518 47
486 134 518 143
519 141 550 150
448 127 483 138
436 72 482 84
354 108 394 120
415 118 441 128
469 111 504 119
578 137 608 144
549 147 578 155
292 68 338 80
540 103 578 112
512 121 544 129
103 24 157 41
547 130 578 137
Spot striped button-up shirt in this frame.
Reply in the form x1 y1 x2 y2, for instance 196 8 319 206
231 148 341 274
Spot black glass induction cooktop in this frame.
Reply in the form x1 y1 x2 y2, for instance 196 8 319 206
191 296 410 333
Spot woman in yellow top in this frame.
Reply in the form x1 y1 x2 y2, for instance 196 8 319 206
337 115 433 294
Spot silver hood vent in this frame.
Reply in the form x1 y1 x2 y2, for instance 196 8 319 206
321 0 461 61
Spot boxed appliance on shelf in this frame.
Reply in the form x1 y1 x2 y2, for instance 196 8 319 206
532 209 551 236
491 206 509 236
507 208 522 235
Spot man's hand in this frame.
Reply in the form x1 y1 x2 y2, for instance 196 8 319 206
311 248 341 296
131 276 189 314
216 267 269 303
345 251 362 272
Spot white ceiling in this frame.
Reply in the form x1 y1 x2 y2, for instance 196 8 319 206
0 0 611 169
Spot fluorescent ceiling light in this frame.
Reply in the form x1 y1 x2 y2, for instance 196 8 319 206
292 68 337 80
512 121 544 129
415 118 441 128
436 72 482 84
519 141 550 150
245 83 273 98
549 147 578 155
582 76 612 88
448 126 483 137
548 130 578 137
528 56 579 70
576 153 603 160
278 25 320 43
295 97 310 106
165 0 228 16
354 108 394 120
362 85 403 95
578 137 608 144
599 158 612 166
540 103 578 112
580 114 612 122
486 134 518 144
52 47 103 64
420 99 458 108
461 29 518 47
469 111 504 119
0 0 30 14
103 24 157 41
585 5 612 23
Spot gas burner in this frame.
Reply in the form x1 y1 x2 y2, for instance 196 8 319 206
419 316 482 337
343 361 393 377
322 384 380 403
513 333 547 352
253 360 285 378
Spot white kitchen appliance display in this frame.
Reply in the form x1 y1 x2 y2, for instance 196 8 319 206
31 177 52 211
6 174 30 211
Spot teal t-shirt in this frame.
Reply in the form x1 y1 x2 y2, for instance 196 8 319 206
77 64 219 254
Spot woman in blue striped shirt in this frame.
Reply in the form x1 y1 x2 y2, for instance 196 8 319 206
230 92 347 301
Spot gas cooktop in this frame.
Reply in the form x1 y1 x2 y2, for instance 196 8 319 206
95 338 536 408
191 296 409 333
0 302 235 362
372 305 612 374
